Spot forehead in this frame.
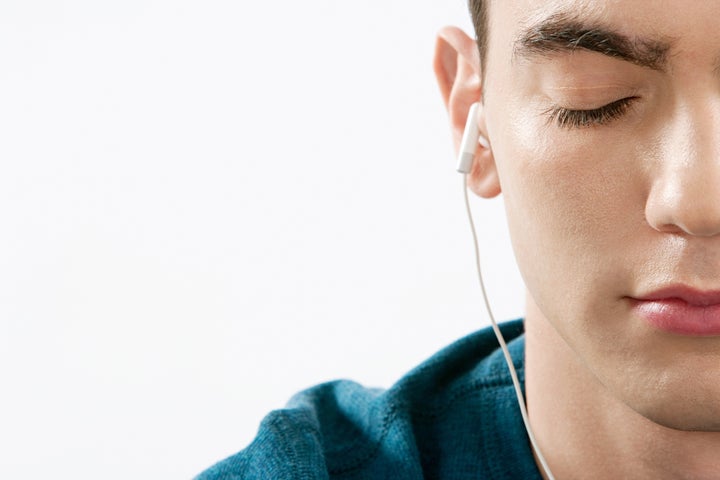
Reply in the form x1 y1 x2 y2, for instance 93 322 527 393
489 0 681 27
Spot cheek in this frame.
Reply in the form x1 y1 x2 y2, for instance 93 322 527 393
490 112 720 431
489 110 649 333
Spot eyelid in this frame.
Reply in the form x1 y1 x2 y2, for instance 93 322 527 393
544 96 639 129
548 84 632 92
546 83 642 108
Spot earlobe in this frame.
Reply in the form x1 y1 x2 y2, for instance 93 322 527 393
434 26 501 199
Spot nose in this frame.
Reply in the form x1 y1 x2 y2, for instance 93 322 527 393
645 106 720 237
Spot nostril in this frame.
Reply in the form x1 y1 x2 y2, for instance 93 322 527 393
645 183 720 237
649 210 720 237
648 221 685 235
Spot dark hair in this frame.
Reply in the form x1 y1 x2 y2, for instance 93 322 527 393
468 0 488 72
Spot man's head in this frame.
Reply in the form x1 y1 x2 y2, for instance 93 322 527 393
435 0 720 432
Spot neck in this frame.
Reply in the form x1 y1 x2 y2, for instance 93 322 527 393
523 293 720 480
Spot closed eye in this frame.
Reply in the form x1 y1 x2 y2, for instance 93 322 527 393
545 97 638 129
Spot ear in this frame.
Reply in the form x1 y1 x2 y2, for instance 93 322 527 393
433 26 501 198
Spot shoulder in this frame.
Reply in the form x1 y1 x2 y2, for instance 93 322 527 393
195 319 540 479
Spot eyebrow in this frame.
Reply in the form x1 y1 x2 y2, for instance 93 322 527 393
513 12 673 71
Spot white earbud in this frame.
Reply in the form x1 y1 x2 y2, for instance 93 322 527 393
456 102 490 174
478 133 490 150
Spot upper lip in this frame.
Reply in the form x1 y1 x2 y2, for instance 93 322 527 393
634 285 720 307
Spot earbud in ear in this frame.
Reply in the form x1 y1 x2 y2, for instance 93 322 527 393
456 102 490 174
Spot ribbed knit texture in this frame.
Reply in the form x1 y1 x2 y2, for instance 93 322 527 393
196 319 543 480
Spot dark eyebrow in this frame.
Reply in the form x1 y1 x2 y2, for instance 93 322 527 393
513 13 672 71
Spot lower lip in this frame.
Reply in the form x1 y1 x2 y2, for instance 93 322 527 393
631 298 720 336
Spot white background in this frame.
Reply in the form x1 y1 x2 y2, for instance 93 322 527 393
0 1 525 478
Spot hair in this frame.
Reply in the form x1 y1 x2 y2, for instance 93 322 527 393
468 0 488 71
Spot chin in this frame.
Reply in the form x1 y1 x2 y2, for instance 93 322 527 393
639 407 720 432
592 307 720 433
624 372 720 432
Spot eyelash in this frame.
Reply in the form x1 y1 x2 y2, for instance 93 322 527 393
546 97 638 129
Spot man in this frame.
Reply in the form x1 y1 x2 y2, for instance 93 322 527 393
197 1 720 478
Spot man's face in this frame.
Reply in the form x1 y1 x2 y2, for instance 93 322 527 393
483 0 720 430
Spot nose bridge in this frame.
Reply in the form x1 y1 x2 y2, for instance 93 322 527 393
646 96 720 237
677 101 720 189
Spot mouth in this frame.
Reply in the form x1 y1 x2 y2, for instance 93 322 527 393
629 286 720 336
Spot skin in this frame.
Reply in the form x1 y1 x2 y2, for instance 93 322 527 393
435 1 720 478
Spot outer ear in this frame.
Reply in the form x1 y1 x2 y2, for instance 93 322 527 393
434 26 501 198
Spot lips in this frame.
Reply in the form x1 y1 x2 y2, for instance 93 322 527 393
630 286 720 336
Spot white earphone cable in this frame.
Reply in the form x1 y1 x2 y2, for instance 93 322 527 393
461 174 556 480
